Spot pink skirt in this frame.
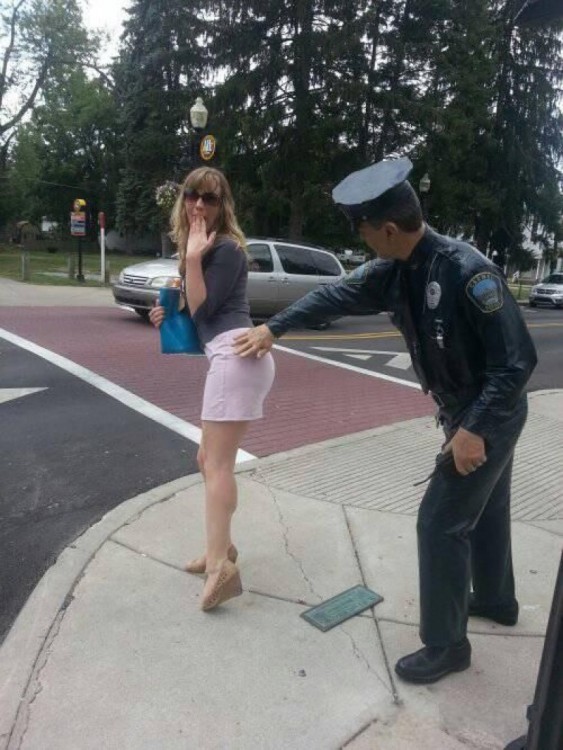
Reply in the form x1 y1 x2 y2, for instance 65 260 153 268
201 328 275 421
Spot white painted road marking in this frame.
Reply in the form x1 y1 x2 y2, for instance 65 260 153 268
312 346 413 371
0 328 255 464
274 343 421 390
0 388 48 406
386 353 412 370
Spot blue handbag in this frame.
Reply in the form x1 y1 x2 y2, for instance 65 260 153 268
158 286 204 355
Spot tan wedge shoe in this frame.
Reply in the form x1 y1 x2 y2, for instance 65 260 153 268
185 544 238 575
201 559 242 611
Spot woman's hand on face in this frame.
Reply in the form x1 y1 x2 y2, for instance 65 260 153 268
149 304 165 328
186 212 216 261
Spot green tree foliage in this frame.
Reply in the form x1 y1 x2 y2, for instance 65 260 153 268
0 0 97 142
1 123 42 223
202 1 374 243
0 0 108 231
198 0 562 255
2 70 121 232
2 0 561 265
468 0 563 266
114 0 208 239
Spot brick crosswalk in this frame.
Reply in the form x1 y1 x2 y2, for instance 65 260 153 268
1 307 434 456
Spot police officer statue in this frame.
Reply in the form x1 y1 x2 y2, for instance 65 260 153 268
234 158 538 684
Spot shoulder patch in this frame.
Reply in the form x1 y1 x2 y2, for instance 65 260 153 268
466 272 503 313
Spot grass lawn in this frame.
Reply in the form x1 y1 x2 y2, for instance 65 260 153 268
0 245 158 286
508 283 533 301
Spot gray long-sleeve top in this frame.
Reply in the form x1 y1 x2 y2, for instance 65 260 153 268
191 237 252 346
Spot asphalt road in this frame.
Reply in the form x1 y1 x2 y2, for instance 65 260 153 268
277 306 563 392
0 338 198 644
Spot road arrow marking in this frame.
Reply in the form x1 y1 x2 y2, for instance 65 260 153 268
386 353 412 370
0 328 256 463
312 346 412 370
275 343 421 390
0 387 48 405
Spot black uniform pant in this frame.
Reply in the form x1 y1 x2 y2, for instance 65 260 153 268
417 396 528 647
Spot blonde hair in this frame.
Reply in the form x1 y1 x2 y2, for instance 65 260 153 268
170 167 246 276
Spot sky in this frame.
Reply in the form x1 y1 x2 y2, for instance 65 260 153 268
81 0 130 62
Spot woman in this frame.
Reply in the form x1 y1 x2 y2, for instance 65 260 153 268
149 167 275 611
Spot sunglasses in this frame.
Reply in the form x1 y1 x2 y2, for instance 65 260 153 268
183 188 221 207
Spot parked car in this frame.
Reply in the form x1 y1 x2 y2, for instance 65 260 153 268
336 249 367 266
529 273 563 308
112 238 346 320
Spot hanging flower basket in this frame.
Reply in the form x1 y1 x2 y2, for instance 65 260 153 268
155 181 180 257
155 181 180 214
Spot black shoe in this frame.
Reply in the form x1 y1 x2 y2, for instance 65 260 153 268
395 638 471 684
468 594 519 626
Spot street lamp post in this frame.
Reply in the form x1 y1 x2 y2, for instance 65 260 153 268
419 172 431 221
177 97 209 178
189 96 208 168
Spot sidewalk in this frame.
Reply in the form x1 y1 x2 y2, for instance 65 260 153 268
1 390 561 750
0 278 115 307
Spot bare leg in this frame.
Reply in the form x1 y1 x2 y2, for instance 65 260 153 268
200 420 248 600
185 435 209 572
197 433 207 480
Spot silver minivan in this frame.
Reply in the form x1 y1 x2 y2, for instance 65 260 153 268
112 238 346 319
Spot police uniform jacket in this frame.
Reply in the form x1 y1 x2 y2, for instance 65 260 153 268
266 227 537 439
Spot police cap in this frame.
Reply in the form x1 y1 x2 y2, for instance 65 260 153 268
332 157 414 229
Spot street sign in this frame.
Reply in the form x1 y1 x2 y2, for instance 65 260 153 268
200 134 216 161
70 211 86 237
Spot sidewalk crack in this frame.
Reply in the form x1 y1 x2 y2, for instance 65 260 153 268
340 623 394 696
108 537 185 574
7 598 74 750
252 468 322 601
342 506 401 705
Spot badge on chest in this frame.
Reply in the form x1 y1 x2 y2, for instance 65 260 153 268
426 281 441 310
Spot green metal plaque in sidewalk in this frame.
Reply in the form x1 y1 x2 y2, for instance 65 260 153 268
301 585 384 632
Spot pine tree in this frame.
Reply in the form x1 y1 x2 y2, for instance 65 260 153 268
109 0 562 257
203 0 371 241
114 0 207 241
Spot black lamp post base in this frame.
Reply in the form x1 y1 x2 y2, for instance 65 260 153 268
504 735 527 750
76 274 85 282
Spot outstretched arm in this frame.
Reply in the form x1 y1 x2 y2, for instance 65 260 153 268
234 261 387 358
